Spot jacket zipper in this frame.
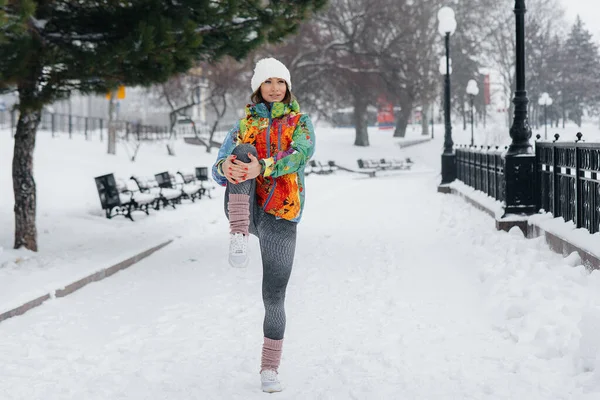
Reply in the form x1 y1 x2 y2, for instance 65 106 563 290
263 110 281 211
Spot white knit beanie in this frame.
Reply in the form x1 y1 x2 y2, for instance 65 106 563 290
251 57 292 93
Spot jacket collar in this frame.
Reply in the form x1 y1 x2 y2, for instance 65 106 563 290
246 100 300 119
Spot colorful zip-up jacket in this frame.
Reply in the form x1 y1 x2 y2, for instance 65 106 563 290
212 100 315 222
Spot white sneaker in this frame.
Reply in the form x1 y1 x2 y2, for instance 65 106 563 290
261 370 282 393
228 233 249 268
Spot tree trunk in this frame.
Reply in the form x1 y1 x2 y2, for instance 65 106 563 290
394 98 412 138
13 106 41 251
421 105 429 136
562 94 565 129
107 91 117 155
353 93 369 147
207 93 228 153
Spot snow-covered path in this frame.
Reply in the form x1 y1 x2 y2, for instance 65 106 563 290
2 166 596 400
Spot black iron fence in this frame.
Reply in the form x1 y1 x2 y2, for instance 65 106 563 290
0 109 170 141
536 134 600 234
457 134 600 235
456 145 506 203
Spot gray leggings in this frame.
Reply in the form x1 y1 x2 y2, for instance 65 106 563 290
225 144 297 340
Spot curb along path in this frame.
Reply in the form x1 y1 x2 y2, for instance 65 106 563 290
0 239 173 324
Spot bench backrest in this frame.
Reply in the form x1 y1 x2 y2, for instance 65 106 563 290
178 171 196 184
94 173 122 209
130 175 158 192
195 167 209 182
155 171 174 189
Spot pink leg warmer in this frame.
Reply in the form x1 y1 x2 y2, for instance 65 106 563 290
260 337 283 373
227 194 250 235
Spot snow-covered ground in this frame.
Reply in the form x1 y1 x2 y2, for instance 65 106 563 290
2 122 600 399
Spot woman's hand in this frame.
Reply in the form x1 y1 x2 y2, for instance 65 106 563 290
223 153 261 184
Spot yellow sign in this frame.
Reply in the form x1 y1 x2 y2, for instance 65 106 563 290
105 85 126 100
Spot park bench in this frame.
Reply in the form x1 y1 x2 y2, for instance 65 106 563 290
153 172 187 208
94 173 156 221
357 158 413 171
308 159 337 175
381 158 414 170
174 170 205 202
327 160 339 173
195 167 215 199
331 160 376 177
130 174 181 210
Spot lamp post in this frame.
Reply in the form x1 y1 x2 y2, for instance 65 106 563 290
466 79 479 146
503 0 537 217
538 92 553 140
431 104 434 139
437 6 457 191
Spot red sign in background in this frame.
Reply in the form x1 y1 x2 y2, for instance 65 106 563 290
377 96 395 130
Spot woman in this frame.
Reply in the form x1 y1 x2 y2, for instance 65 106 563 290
211 57 315 393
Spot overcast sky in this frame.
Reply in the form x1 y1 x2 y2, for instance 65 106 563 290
560 0 600 39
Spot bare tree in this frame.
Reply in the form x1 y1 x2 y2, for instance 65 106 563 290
264 22 341 123
146 57 250 152
310 0 388 146
477 0 565 127
373 0 443 138
201 57 251 152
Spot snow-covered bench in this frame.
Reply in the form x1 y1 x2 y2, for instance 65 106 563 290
131 174 182 210
94 173 156 221
357 158 413 171
307 160 336 175
194 167 215 199
174 171 205 202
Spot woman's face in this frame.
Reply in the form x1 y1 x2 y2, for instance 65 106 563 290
260 77 287 103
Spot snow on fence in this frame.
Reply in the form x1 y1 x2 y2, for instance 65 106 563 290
456 133 600 235
536 133 600 235
456 145 506 203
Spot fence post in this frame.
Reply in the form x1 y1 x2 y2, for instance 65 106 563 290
495 147 500 201
552 135 559 217
534 140 540 212
456 147 461 182
575 133 583 229
477 147 482 191
492 147 496 200
456 145 465 183
485 146 490 196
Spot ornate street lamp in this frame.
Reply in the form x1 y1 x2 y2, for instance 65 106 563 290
538 92 553 140
466 79 479 146
437 6 457 191
504 0 537 216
